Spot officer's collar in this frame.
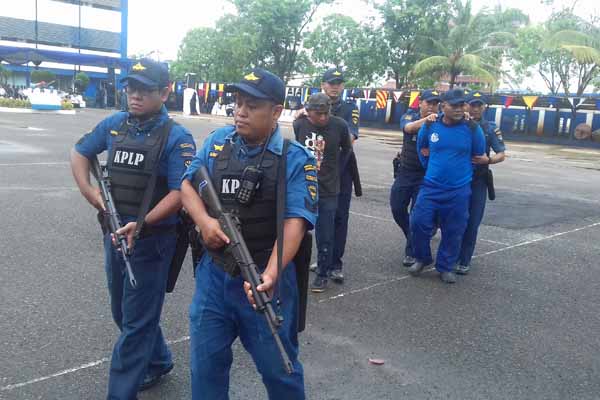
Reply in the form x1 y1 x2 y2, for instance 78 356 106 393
127 105 168 131
230 124 284 156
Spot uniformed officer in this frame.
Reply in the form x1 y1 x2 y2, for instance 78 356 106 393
70 59 196 399
181 68 316 399
320 68 360 283
408 89 486 284
390 89 441 267
457 91 506 274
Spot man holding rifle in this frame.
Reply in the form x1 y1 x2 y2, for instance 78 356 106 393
70 59 195 399
181 68 316 399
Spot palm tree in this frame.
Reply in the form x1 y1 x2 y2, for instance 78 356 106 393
412 0 524 89
551 28 600 95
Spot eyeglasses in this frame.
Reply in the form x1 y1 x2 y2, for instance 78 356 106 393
125 85 159 97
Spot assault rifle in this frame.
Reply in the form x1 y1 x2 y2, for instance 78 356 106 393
194 165 293 374
91 156 137 289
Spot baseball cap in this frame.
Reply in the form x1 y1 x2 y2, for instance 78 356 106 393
467 90 488 105
120 58 169 88
420 89 441 102
442 88 467 105
226 68 285 105
305 93 331 112
322 68 345 83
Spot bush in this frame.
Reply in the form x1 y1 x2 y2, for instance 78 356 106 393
0 97 31 108
31 70 56 84
75 72 90 92
61 99 74 110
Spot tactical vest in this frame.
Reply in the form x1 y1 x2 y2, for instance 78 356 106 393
107 119 172 217
400 112 425 172
473 119 491 179
208 140 280 269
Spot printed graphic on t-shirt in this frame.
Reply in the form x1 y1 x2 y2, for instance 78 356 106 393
303 132 326 170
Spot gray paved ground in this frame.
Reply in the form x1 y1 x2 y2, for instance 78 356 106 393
1 109 599 400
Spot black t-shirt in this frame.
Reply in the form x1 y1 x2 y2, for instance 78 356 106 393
293 115 352 197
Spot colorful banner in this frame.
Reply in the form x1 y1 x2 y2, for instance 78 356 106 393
568 97 586 109
392 91 403 103
376 90 388 109
364 89 371 100
218 83 225 97
522 95 539 109
501 95 513 108
409 91 420 109
204 82 210 102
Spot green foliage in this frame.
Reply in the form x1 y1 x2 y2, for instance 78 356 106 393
0 97 31 108
0 64 10 86
30 70 56 84
61 99 74 110
411 0 526 89
74 72 90 92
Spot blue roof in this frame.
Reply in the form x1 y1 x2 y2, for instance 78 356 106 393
0 45 132 69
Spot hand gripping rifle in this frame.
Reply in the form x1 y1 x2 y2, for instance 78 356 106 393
194 165 294 374
90 156 138 289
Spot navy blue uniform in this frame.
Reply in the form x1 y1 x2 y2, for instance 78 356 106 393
75 105 196 399
458 120 505 267
411 118 486 273
182 125 317 400
390 109 424 259
331 99 359 272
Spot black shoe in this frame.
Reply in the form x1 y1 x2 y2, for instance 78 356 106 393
408 261 429 276
139 363 174 392
402 256 416 267
455 264 470 275
309 262 317 273
439 271 457 284
311 276 328 293
329 269 344 283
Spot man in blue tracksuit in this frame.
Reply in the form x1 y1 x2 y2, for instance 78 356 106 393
71 59 196 398
181 68 316 399
457 91 506 274
408 89 486 284
390 89 440 267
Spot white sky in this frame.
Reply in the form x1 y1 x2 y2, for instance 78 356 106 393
2 0 600 91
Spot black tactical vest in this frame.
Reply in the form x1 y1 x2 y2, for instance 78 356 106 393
106 119 172 217
400 112 425 173
208 139 281 269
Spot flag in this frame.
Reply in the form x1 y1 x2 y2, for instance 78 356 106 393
302 87 309 103
522 95 538 109
218 83 224 97
392 91 403 103
409 91 420 109
376 90 388 109
204 82 210 102
567 97 586 109
364 89 371 100
501 96 513 108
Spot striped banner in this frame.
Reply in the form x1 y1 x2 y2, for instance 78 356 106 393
364 89 371 100
392 91 403 103
376 90 388 109
409 91 420 109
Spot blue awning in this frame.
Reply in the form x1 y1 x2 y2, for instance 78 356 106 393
0 45 131 69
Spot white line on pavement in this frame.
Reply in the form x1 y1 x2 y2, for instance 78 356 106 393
4 221 599 391
479 238 510 246
0 336 190 392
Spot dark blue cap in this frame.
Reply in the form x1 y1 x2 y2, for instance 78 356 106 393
442 88 467 105
467 90 488 105
322 68 345 83
226 68 285 105
120 58 169 88
420 89 441 102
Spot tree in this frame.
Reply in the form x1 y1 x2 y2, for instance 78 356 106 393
303 14 384 86
30 70 56 84
374 0 454 89
74 72 90 93
229 0 333 83
412 0 525 89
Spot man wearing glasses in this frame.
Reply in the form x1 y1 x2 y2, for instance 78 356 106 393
70 59 196 398
408 89 486 284
390 89 440 268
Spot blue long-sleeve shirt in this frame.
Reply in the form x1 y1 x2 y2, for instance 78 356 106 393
417 118 486 189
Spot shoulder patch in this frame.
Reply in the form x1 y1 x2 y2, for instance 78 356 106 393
304 164 317 172
209 151 219 158
213 144 224 151
305 174 317 182
307 184 317 201
404 115 413 121
110 130 119 136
